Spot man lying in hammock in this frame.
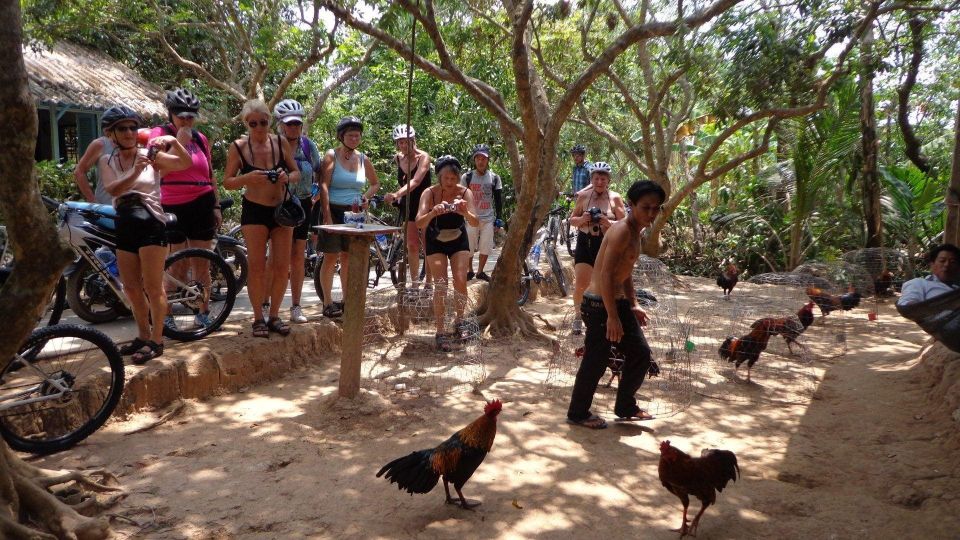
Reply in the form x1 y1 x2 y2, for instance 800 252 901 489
898 244 960 305
897 243 960 353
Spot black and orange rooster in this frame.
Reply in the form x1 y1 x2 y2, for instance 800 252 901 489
806 284 862 316
751 302 816 354
719 319 776 381
376 400 501 509
874 270 895 297
716 263 739 296
659 440 740 538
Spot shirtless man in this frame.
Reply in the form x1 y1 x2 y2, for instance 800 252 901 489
567 180 666 430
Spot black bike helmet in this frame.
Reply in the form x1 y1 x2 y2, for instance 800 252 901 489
570 144 586 154
435 155 462 176
274 195 306 228
165 88 201 115
472 143 491 159
336 116 364 139
101 105 143 131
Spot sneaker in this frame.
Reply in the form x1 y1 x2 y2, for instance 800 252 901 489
476 271 490 282
467 271 475 281
164 315 178 331
290 305 307 323
571 318 583 336
194 312 212 328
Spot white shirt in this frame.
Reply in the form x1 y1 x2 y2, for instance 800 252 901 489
897 274 959 307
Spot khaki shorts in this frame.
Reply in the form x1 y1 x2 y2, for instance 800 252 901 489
466 220 495 255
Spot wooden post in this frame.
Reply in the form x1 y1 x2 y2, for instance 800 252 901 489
946 97 960 246
315 223 400 399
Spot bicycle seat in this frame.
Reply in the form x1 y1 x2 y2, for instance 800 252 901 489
65 201 117 230
219 198 234 211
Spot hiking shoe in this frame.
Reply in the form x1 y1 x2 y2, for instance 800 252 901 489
194 312 212 328
467 271 475 281
291 305 307 323
571 318 583 336
163 315 178 331
322 303 343 318
476 271 490 282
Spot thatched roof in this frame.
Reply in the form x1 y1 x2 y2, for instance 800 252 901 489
24 41 166 117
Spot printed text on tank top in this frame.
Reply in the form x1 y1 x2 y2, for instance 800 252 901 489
581 189 614 236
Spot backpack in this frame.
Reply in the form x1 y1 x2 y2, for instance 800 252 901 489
162 124 213 181
462 169 501 189
294 136 314 170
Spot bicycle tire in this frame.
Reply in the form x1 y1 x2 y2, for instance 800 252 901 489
565 220 577 258
0 324 124 454
162 248 237 341
216 243 248 292
517 261 531 306
65 260 122 323
547 245 568 297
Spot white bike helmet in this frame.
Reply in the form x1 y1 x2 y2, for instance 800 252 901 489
589 161 612 174
274 99 305 123
392 124 416 140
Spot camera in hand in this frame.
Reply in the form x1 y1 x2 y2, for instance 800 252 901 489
146 145 160 161
265 169 279 183
442 202 457 213
587 206 602 223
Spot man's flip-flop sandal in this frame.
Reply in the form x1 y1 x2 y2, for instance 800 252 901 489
614 410 655 422
566 414 608 430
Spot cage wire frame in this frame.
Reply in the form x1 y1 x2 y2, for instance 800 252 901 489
744 273 850 359
842 247 914 322
683 295 819 406
544 256 694 419
794 259 882 327
361 285 485 397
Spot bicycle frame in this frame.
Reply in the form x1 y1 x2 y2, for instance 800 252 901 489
0 353 71 411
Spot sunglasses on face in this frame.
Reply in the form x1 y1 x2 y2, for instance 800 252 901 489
247 120 269 128
113 125 138 133
285 121 303 127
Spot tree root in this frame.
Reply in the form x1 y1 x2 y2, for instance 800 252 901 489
123 400 186 436
0 443 120 539
474 294 551 341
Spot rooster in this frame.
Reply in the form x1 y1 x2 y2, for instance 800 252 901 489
376 400 501 509
806 285 861 316
751 302 816 354
659 440 740 538
873 270 894 297
716 263 739 296
719 319 776 381
575 345 660 388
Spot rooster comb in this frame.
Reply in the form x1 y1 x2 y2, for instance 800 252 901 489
484 400 503 414
659 440 672 451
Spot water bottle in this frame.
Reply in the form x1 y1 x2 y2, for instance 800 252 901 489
376 234 388 250
310 183 320 198
95 246 119 277
530 243 542 266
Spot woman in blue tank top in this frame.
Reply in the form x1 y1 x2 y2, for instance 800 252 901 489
315 116 380 318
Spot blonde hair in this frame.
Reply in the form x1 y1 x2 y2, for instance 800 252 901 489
240 99 270 121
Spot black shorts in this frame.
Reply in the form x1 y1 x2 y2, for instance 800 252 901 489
574 230 603 266
317 204 349 253
240 197 281 231
162 191 217 243
293 197 314 240
309 198 323 233
425 227 470 257
115 199 168 253
398 194 422 222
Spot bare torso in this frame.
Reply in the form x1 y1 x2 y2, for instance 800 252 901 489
586 218 643 299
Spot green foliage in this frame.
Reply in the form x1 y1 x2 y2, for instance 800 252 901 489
35 160 77 202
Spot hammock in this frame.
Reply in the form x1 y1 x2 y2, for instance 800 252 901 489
896 287 960 353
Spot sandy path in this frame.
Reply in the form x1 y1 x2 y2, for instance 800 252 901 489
35 286 960 539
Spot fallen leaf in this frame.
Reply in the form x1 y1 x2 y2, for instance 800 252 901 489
512 499 523 509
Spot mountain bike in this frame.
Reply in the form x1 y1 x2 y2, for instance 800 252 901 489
557 191 578 258
517 204 569 305
44 196 237 340
212 199 248 292
0 323 124 454
0 227 66 327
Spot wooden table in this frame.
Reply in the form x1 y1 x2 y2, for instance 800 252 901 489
314 223 400 399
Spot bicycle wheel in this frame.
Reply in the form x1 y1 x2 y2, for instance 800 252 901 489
517 262 531 306
216 243 248 292
547 245 568 297
42 276 67 326
163 248 237 341
565 220 577 258
0 324 124 454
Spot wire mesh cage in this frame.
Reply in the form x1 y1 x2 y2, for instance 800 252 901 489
842 247 913 297
545 256 693 419
361 285 485 397
683 296 819 405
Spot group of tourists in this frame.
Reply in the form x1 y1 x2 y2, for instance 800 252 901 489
75 88 512 358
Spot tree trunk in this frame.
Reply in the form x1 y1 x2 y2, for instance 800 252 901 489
0 5 119 538
859 24 883 248
946 97 960 246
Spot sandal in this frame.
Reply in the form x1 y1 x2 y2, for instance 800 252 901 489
267 317 291 336
567 414 608 430
614 408 654 422
132 341 164 365
322 304 343 318
252 319 269 338
119 337 150 356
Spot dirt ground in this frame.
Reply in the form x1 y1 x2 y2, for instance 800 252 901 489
35 278 960 539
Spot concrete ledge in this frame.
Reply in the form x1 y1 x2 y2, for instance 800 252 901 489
116 320 342 415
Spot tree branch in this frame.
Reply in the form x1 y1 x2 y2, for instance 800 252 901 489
896 17 931 174
305 41 379 129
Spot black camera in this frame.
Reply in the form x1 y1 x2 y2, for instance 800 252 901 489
146 145 160 161
587 207 602 223
265 170 279 184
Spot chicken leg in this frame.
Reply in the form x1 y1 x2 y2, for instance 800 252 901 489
671 502 690 536
687 501 712 537
443 479 480 509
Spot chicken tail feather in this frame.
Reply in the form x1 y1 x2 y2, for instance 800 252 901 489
700 449 740 492
376 449 441 494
